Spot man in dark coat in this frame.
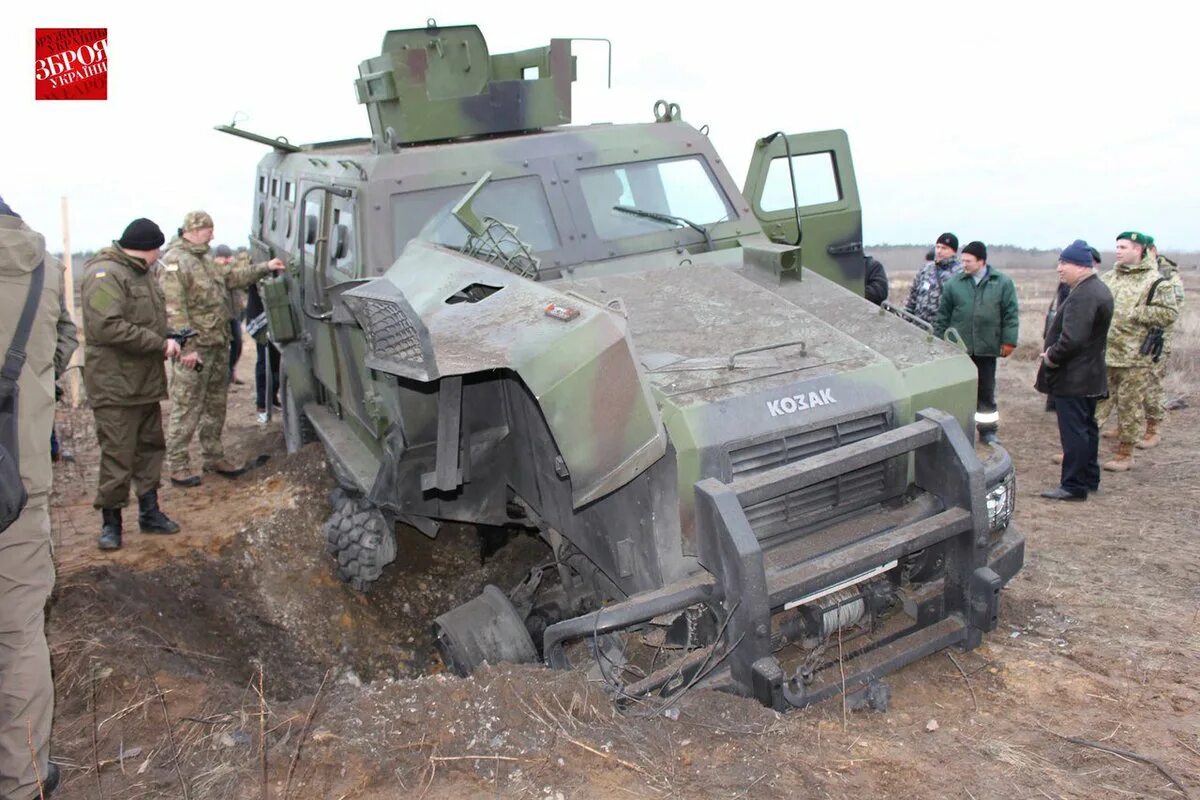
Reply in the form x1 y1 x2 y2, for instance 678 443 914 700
1035 240 1114 501
863 254 889 305
933 241 1019 444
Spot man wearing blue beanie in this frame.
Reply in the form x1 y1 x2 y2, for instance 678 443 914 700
1035 240 1114 500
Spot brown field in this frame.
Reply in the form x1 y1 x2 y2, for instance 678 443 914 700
41 268 1199 799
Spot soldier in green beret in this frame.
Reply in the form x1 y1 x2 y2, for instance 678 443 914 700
1095 231 1178 471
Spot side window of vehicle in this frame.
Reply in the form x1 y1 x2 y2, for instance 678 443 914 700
302 191 321 260
329 203 358 280
760 152 841 212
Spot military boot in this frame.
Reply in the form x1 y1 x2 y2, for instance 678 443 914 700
1137 420 1161 450
138 490 180 534
1102 442 1135 472
98 508 122 551
169 469 202 488
204 458 248 478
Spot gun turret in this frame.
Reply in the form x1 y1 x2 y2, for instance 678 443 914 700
355 21 576 150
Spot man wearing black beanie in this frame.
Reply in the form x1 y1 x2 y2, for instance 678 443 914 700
905 232 963 326
1035 240 1113 500
80 218 182 550
933 241 1019 444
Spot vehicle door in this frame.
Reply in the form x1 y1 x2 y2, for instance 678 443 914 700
742 129 864 295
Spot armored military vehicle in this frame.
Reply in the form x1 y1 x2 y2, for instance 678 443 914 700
220 22 1022 709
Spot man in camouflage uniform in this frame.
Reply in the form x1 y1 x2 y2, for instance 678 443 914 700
904 232 962 326
162 211 283 485
81 218 183 551
1095 231 1178 471
1137 243 1185 448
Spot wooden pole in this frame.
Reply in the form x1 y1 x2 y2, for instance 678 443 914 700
60 196 81 407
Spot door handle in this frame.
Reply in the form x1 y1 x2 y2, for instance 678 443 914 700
827 241 863 256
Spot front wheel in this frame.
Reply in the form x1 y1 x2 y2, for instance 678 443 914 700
323 494 397 592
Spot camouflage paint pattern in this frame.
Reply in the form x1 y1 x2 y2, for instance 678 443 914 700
237 22 986 598
356 24 574 149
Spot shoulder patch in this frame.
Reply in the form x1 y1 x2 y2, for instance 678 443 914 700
165 263 179 272
88 285 118 313
95 270 106 278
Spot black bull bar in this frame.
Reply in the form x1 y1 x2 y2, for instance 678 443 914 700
543 409 1024 710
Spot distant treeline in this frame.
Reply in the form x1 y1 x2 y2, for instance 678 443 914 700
867 244 1200 273
51 244 1200 278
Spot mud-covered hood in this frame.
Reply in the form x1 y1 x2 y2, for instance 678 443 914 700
562 261 888 402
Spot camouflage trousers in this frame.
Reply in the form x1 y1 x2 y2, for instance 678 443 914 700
166 345 230 471
1144 355 1169 422
1095 366 1151 444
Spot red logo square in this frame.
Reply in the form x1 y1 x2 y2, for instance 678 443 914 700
35 28 108 101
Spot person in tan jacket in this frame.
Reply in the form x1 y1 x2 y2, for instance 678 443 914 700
0 197 65 798
81 218 182 550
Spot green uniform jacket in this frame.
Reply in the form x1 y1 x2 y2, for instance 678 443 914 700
81 246 169 408
0 216 65 497
933 268 1019 357
161 238 271 349
1100 254 1179 368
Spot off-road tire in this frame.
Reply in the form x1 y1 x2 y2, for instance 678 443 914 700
323 497 397 592
281 370 316 454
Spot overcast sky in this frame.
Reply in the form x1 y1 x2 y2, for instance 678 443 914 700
3 0 1197 254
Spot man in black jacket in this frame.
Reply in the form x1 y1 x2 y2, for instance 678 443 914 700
863 254 889 305
1035 240 1114 500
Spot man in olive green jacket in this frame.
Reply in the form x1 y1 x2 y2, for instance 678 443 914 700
161 211 283 485
933 241 1020 444
81 219 182 550
0 197 65 798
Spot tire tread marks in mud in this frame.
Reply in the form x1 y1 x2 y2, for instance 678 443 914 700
322 495 397 592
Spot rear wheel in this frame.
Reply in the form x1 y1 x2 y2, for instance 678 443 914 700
281 370 316 454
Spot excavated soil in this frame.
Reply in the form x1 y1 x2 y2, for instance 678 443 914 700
43 272 1200 799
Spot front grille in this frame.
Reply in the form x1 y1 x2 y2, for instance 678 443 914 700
729 412 890 479
729 412 894 540
345 296 423 364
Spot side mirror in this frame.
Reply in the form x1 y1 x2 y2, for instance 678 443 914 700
305 215 319 246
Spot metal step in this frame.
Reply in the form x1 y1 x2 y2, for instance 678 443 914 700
305 402 379 492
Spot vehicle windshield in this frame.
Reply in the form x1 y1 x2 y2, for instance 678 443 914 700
579 156 733 241
391 175 560 256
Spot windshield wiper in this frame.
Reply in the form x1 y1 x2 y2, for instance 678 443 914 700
612 205 714 252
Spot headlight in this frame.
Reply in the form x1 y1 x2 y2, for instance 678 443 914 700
986 469 1016 534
